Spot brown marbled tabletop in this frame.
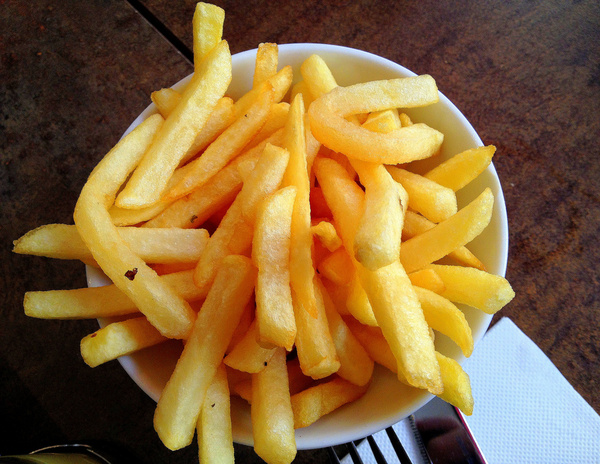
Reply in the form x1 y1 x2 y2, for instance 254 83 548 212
2 1 599 463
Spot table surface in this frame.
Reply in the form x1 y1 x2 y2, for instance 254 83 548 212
2 0 599 462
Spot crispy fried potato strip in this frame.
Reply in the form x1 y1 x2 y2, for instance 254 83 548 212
73 114 195 339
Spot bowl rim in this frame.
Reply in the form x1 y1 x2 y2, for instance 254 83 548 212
89 42 509 450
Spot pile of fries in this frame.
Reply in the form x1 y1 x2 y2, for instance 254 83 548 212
13 3 515 463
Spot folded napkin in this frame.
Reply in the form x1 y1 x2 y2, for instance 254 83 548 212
347 317 600 463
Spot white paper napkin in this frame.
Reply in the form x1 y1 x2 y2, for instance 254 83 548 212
345 317 600 463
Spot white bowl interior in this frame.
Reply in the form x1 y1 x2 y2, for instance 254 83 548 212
88 43 508 450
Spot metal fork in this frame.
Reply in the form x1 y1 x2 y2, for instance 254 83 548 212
328 426 413 464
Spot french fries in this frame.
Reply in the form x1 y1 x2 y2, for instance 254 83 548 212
116 40 233 209
251 348 296 464
197 363 235 464
253 186 297 351
308 76 444 164
154 254 256 450
81 316 167 368
13 224 209 265
13 3 515 462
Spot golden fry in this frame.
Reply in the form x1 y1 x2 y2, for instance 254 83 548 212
154 255 256 450
251 348 297 464
253 42 279 87
192 2 225 64
73 114 195 339
291 376 369 429
387 165 457 223
314 156 441 394
253 186 297 351
400 188 494 274
116 41 232 208
165 86 273 201
81 316 167 368
224 319 276 373
317 277 374 386
309 76 443 164
197 363 234 464
425 145 495 192
427 264 515 314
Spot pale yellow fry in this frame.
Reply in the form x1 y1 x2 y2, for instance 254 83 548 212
408 268 446 294
317 277 374 386
300 54 338 98
436 352 474 415
345 318 474 414
226 300 254 355
145 129 284 229
13 223 94 265
253 186 297 351
399 112 413 127
151 88 181 118
414 286 474 357
317 247 354 285
305 113 321 175
427 264 515 314
73 114 194 339
197 363 235 464
346 273 378 327
14 223 209 264
425 145 496 192
292 286 339 378
111 156 207 224
193 141 288 295
295 280 340 379
251 348 297 464
180 96 236 166
240 143 290 226
192 2 225 65
109 199 175 226
116 41 232 209
352 160 403 270
310 220 342 252
314 157 441 394
402 210 485 270
387 166 457 223
165 86 273 201
224 319 276 373
312 160 378 326
246 102 289 150
362 109 401 133
192 198 252 298
24 269 202 320
253 42 279 88
291 376 369 429
283 94 318 319
144 96 236 167
290 80 314 111
356 260 442 393
80 316 167 368
154 255 256 450
343 317 397 373
300 55 363 127
322 149 356 180
233 66 293 119
320 278 351 317
308 76 443 164
400 188 494 274
117 227 209 263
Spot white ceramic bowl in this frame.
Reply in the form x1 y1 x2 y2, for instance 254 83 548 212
88 43 508 450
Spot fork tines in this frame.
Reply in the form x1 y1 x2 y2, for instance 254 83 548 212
329 427 414 464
